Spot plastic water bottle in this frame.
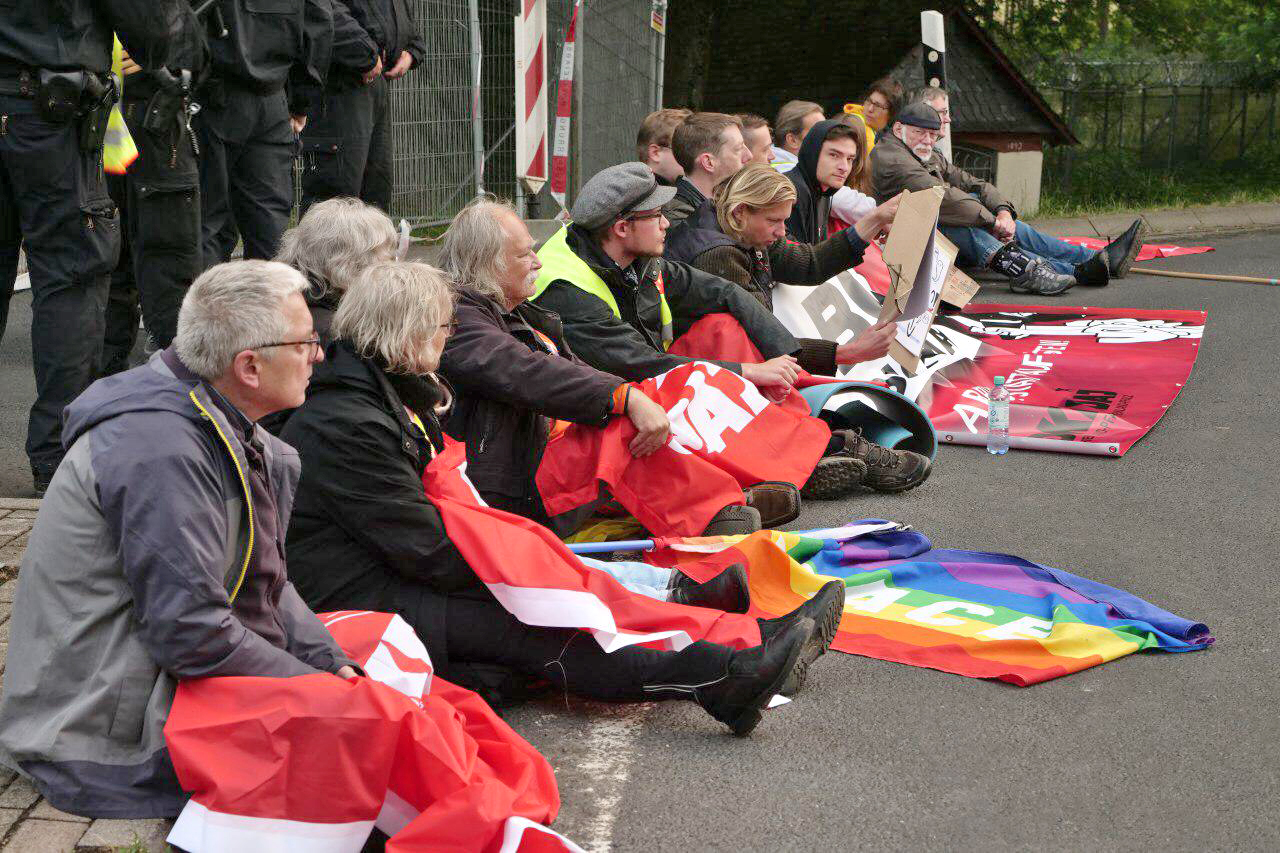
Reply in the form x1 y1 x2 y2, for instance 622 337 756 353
986 376 1011 455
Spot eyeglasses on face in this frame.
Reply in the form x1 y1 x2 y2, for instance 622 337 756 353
435 320 459 334
256 337 322 357
624 210 664 222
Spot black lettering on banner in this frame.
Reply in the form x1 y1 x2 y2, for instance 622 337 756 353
1063 389 1117 412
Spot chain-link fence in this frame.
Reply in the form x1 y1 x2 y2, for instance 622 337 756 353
388 0 662 226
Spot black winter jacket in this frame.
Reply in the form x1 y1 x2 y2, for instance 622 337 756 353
310 0 426 95
439 290 624 522
201 0 333 117
532 225 801 382
282 339 484 670
0 0 195 77
786 118 844 244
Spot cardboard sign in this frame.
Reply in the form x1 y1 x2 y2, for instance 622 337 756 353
876 187 957 373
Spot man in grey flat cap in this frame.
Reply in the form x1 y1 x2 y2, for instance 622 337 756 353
872 102 1139 296
531 161 803 394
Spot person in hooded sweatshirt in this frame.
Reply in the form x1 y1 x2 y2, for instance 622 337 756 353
785 119 863 244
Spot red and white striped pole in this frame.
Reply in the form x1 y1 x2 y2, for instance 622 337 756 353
514 0 548 205
549 0 582 218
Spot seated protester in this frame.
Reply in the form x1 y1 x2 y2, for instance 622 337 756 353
282 260 839 733
769 99 824 173
636 107 692 185
437 197 799 539
662 112 750 228
829 112 878 228
531 162 801 395
847 77 904 144
0 261 358 817
737 113 774 165
532 163 918 499
785 119 863 244
671 165 928 493
872 103 1140 296
275 196 400 341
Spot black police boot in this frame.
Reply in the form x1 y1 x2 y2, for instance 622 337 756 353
1102 219 1143 279
757 579 846 696
695 617 814 736
989 243 1076 296
32 467 54 499
1073 252 1111 287
670 563 751 614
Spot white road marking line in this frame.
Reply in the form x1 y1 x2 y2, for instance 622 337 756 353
573 706 650 853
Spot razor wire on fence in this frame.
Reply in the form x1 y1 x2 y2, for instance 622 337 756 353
384 0 661 227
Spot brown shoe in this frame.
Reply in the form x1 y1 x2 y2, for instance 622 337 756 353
701 504 761 537
743 481 801 528
831 429 931 493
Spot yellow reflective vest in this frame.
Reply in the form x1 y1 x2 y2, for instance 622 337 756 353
533 226 674 350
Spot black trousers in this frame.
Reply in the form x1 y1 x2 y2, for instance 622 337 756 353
102 93 202 374
441 593 732 703
0 94 118 475
299 75 392 215
195 86 295 265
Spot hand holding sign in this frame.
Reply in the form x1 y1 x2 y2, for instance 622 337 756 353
835 318 897 365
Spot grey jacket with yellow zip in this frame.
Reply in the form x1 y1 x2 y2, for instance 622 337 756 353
0 350 354 818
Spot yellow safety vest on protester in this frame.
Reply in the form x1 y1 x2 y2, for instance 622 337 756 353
533 226 674 350
104 36 138 175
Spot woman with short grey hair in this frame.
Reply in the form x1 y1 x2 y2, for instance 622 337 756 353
274 197 398 340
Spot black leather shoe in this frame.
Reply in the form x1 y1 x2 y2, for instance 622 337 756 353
1073 252 1111 287
1103 219 1143 279
697 617 814 736
758 579 846 695
32 467 54 498
743 481 801 527
670 563 751 614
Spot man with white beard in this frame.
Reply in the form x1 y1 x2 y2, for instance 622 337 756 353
871 102 1141 296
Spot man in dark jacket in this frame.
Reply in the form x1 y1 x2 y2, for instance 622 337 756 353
196 0 334 265
298 0 427 213
436 198 802 547
661 112 749 228
284 260 836 733
532 162 803 395
0 261 357 817
0 0 197 494
872 102 1141 296
785 119 861 244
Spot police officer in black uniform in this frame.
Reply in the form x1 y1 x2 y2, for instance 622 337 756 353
195 0 333 266
0 0 196 494
101 30 209 376
298 0 426 214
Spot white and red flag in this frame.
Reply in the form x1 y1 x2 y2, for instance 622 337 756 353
165 612 581 852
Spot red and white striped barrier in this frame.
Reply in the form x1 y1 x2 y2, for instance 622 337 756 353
514 0 548 194
549 0 581 217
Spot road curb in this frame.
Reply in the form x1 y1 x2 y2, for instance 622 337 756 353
1029 202 1280 241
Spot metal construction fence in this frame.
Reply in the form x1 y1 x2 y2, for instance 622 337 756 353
1034 61 1280 193
387 0 663 227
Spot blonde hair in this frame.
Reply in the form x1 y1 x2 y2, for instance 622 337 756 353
713 164 797 243
275 198 397 301
333 261 456 375
837 112 873 193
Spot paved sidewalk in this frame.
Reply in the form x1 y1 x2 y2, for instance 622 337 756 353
1028 200 1280 241
0 498 172 853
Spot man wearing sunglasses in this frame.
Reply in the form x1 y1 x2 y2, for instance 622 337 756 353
0 261 355 818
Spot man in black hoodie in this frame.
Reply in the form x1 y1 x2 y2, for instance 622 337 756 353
785 119 860 244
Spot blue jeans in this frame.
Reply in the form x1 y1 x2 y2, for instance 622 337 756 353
578 556 673 601
941 220 1097 276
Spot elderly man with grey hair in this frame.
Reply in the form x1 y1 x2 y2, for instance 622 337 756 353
0 260 357 819
436 197 804 557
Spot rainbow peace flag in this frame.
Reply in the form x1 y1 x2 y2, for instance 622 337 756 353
651 520 1212 685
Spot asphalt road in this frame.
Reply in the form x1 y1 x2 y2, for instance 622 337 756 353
1 230 1277 850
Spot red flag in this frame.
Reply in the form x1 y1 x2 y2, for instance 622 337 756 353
426 440 764 652
535 357 829 536
165 611 576 852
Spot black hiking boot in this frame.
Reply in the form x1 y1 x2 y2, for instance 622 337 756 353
1102 218 1143 279
670 563 751 614
700 504 761 537
757 579 846 696
696 617 814 736
1073 252 1111 287
743 480 802 528
830 429 931 492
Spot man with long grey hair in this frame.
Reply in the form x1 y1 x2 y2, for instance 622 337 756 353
275 196 401 340
437 198 806 548
0 261 357 818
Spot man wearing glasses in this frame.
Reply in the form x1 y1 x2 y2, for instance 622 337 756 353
871 102 1139 296
0 260 357 818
